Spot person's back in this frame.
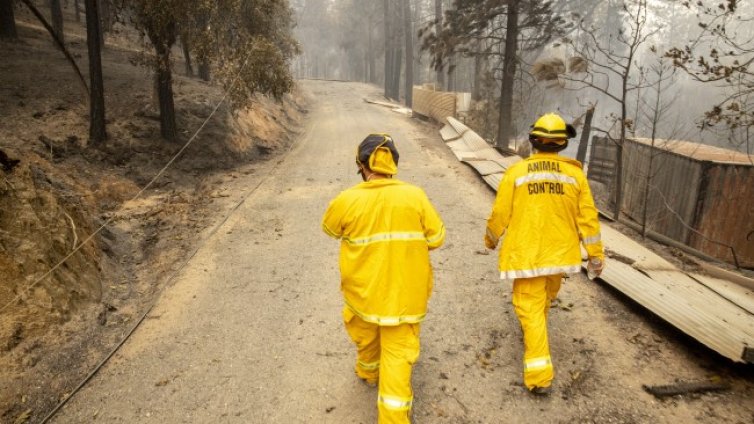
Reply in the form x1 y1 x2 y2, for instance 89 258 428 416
324 178 443 324
493 152 596 278
323 134 444 423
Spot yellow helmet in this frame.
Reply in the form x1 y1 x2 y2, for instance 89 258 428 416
529 113 577 142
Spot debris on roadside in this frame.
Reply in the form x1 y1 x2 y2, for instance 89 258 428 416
642 379 731 399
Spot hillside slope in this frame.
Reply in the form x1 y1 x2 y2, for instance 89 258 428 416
0 7 306 421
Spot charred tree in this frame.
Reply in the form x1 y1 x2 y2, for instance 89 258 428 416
383 0 391 97
85 0 106 143
198 59 210 81
99 0 111 32
390 0 402 100
155 43 177 141
0 0 17 39
96 0 104 47
497 0 518 150
74 0 80 22
403 0 413 107
368 13 376 84
49 0 64 43
472 40 484 101
576 105 594 163
447 54 455 91
391 45 402 100
434 0 444 89
181 36 193 77
135 2 178 141
196 10 210 81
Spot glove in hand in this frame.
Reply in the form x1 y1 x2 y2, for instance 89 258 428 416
484 234 497 250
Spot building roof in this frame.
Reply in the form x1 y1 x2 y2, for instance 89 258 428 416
630 138 754 165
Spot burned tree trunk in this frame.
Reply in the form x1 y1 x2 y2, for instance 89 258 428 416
85 0 106 143
403 0 413 107
198 59 210 81
472 40 484 101
434 0 444 89
497 0 518 150
196 11 210 81
49 0 64 43
96 0 105 47
181 36 193 77
391 46 402 100
383 0 390 97
576 105 594 163
155 47 177 141
99 0 111 32
0 0 17 39
367 13 376 84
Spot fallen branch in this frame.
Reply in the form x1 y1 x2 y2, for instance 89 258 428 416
643 380 731 399
63 211 78 251
1 178 14 191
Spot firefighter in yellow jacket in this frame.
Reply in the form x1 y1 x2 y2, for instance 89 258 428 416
323 134 445 423
485 113 604 395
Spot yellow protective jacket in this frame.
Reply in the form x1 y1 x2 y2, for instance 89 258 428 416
323 179 445 325
486 152 603 279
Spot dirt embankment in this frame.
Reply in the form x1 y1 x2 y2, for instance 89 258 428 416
0 6 307 421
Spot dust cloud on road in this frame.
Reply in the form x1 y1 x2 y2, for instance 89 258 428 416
52 81 754 423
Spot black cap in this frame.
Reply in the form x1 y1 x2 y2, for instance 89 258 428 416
357 134 400 166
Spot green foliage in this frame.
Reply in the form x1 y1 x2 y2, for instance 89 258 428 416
207 0 300 106
131 0 299 108
217 37 295 107
132 0 181 57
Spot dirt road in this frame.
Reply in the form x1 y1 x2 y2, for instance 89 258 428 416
52 81 754 423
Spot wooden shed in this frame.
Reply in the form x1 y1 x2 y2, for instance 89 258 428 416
588 137 754 268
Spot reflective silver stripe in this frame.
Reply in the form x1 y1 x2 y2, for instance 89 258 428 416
343 231 426 246
582 233 601 245
524 356 552 372
426 225 445 244
500 265 581 280
322 223 341 239
358 360 380 371
514 172 577 187
345 302 425 325
379 395 413 410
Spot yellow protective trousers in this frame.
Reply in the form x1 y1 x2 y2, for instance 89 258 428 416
343 307 420 424
512 274 562 390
